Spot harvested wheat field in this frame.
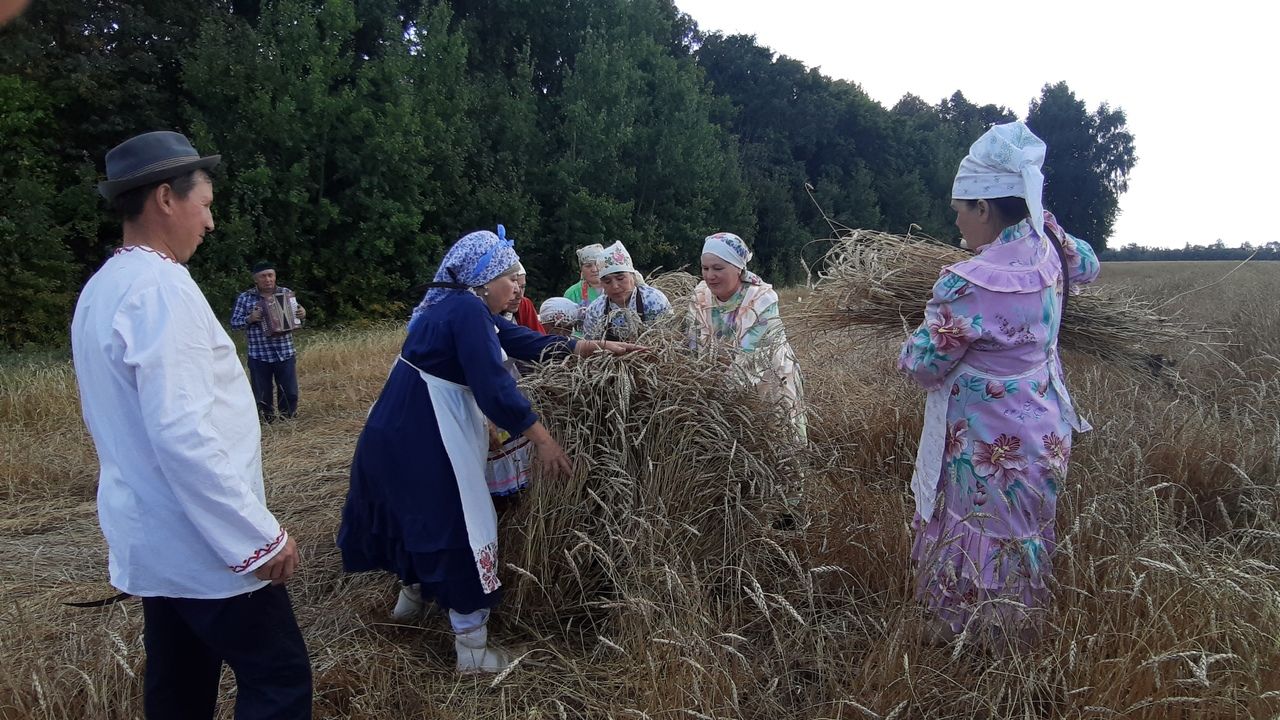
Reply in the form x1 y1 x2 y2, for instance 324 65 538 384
2 259 1279 719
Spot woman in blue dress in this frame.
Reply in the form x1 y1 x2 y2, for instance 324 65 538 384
338 228 641 674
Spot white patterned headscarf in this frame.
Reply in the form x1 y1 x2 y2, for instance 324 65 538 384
576 243 606 267
539 297 579 327
598 241 644 283
702 232 752 269
410 225 519 323
951 121 1048 239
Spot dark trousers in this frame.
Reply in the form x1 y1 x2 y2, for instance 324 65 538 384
141 585 312 720
248 357 299 421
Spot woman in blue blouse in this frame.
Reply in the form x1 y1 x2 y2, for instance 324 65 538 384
338 228 640 674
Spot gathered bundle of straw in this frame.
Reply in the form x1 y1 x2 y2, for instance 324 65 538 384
798 229 1198 374
495 332 821 695
646 269 700 307
501 332 803 624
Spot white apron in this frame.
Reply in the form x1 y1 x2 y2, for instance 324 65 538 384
397 355 502 594
909 348 1090 522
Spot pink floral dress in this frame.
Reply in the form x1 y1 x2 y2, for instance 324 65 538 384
897 212 1099 638
688 276 807 440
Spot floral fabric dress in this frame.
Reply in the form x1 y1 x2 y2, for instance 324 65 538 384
897 212 1099 637
582 285 672 341
688 276 806 441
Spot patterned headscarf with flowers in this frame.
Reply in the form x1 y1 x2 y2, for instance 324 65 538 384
702 232 752 269
410 225 520 323
575 243 607 268
598 241 645 284
702 231 763 285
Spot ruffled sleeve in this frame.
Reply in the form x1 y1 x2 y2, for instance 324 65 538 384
1043 211 1100 289
897 271 985 391
1063 233 1100 288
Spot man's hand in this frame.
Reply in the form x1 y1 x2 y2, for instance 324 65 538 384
248 305 263 323
253 536 300 585
295 305 306 319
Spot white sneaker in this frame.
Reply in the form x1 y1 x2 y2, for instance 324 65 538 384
454 625 518 675
390 584 424 622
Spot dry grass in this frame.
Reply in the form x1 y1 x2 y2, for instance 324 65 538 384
2 261 1279 719
795 230 1222 377
646 269 700 307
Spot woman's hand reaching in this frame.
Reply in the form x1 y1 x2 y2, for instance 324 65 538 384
574 339 647 357
523 421 572 477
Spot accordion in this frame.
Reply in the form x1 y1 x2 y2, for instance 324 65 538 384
258 291 301 336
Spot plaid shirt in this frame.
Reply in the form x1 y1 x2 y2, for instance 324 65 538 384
230 288 297 362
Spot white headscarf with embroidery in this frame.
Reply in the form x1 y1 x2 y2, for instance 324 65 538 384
951 121 1048 239
539 297 579 327
576 244 607 267
598 241 645 284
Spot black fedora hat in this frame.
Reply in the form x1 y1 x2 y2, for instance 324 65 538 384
98 131 221 201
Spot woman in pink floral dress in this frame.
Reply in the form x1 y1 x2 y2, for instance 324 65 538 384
897 122 1100 645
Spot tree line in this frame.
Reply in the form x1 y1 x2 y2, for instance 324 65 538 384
1105 241 1280 262
0 0 1136 349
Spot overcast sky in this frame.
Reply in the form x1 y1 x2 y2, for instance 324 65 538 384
676 0 1277 249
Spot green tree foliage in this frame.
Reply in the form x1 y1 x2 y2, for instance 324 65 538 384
0 1 1137 348
1027 81 1136 251
0 0 214 267
182 0 477 320
549 3 751 277
1106 241 1280 262
0 75 92 348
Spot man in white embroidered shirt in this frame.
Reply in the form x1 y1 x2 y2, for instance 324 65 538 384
71 131 312 719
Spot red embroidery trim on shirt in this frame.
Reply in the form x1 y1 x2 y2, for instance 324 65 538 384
474 541 501 593
229 529 287 573
114 245 179 265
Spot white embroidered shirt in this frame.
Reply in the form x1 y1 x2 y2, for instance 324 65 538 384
71 247 285 598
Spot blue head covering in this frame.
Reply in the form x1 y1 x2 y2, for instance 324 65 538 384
410 225 519 324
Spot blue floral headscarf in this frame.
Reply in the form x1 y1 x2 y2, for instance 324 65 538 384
702 232 752 269
410 225 519 324
702 231 763 284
